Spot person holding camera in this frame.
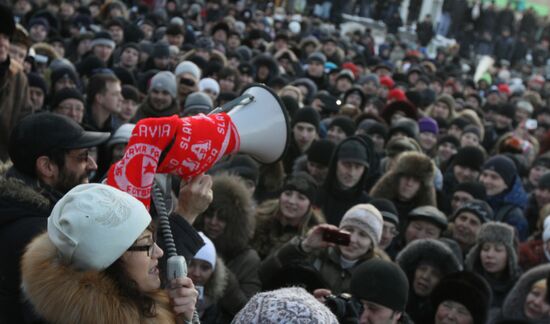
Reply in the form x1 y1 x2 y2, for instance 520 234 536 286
259 203 385 295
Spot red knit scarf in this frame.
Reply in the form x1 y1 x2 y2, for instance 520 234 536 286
107 114 239 209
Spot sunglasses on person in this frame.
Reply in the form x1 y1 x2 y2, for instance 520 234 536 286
180 78 196 87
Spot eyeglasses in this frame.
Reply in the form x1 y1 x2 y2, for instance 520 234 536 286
127 237 157 256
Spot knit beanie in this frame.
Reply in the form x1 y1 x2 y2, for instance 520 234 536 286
369 198 399 226
50 67 79 88
152 42 170 58
50 87 84 109
389 117 419 139
538 172 550 190
307 51 326 65
362 122 388 139
198 78 220 95
350 259 409 312
27 72 48 95
337 138 369 167
436 94 455 110
359 73 379 87
431 271 491 324
314 91 340 113
329 116 356 136
482 155 517 188
497 103 515 120
452 199 494 223
533 156 550 170
379 75 395 89
339 204 383 246
281 171 318 203
231 287 338 323
453 181 487 201
306 139 335 166
149 71 177 98
408 206 448 230
438 134 460 148
453 146 486 171
462 125 482 139
91 31 115 49
194 232 217 270
418 117 439 134
175 61 201 80
292 107 320 130
183 92 213 115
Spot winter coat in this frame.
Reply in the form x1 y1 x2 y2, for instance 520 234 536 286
518 236 548 271
21 233 180 324
0 168 57 323
194 174 261 303
486 177 529 241
316 137 372 226
251 199 325 259
488 264 550 324
0 58 32 162
259 236 378 295
134 96 180 122
524 194 540 235
370 151 436 224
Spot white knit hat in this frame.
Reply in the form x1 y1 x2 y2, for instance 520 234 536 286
194 232 217 270
150 71 177 98
543 217 550 242
175 61 201 80
48 184 151 271
339 204 383 246
198 77 220 95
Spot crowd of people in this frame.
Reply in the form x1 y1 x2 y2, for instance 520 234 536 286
2 0 550 323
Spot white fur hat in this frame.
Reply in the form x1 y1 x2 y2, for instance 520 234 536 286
194 232 217 270
339 204 383 246
48 184 151 271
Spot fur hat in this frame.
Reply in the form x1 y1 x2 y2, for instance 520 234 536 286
393 152 435 186
281 172 318 203
351 259 409 312
453 146 486 171
396 239 462 282
381 100 417 124
48 184 151 271
385 137 422 158
232 287 338 323
340 204 384 246
408 206 448 230
431 271 492 324
465 222 520 280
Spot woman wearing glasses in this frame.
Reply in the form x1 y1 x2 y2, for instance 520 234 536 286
21 184 199 324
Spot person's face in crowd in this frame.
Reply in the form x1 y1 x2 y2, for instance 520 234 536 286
202 88 218 102
119 98 138 122
52 41 65 57
339 224 372 260
14 0 32 16
524 282 550 320
380 221 398 249
29 87 45 111
9 43 27 65
227 34 240 49
279 190 310 223
274 38 287 52
167 33 184 48
398 176 420 202
327 125 347 144
345 92 362 109
434 301 473 324
0 33 10 63
437 142 458 163
219 75 236 93
120 47 139 69
453 211 482 249
336 160 365 189
121 228 164 293
419 132 437 152
375 68 391 78
30 24 48 42
479 170 508 196
535 187 550 208
465 96 480 109
362 80 378 96
213 30 227 44
454 165 479 184
480 242 508 274
358 300 401 324
177 73 198 101
51 148 98 193
447 124 462 140
529 165 549 188
188 259 214 287
108 25 124 45
405 220 441 244
195 49 210 61
460 132 479 147
336 78 352 93
451 191 474 212
149 88 173 111
515 109 530 124
306 160 329 185
486 92 501 105
293 122 317 152
140 23 154 40
203 211 226 239
408 72 419 85
153 56 170 70
111 143 127 163
431 81 443 95
413 263 442 297
238 72 254 89
369 133 385 153
54 98 85 124
97 81 122 113
432 101 450 120
494 113 512 130
93 44 114 63
59 2 74 19
77 38 92 57
307 60 324 78
322 41 336 56
256 65 270 81
54 77 76 93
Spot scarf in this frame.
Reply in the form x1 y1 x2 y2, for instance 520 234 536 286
107 114 239 209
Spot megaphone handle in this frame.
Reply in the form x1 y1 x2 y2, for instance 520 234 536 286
208 93 255 115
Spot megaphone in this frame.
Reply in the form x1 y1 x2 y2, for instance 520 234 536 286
217 84 290 164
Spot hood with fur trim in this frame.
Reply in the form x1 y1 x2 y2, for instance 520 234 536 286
21 233 176 324
201 256 229 304
194 173 255 260
370 151 436 207
500 264 550 323
396 239 463 283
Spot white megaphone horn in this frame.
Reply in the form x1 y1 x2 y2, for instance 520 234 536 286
209 84 290 164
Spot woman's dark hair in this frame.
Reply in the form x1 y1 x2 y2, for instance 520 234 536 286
104 224 157 318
